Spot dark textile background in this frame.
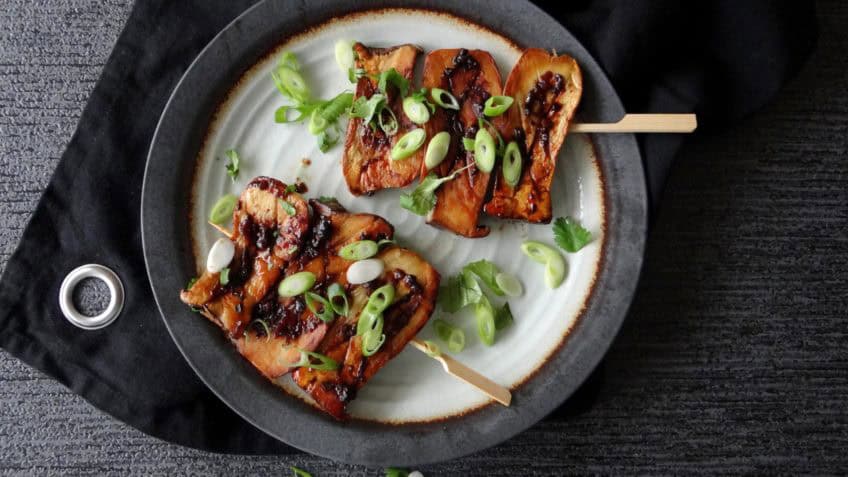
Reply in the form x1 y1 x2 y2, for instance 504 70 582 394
0 0 817 455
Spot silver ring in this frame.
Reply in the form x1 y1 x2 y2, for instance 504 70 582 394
58 264 124 330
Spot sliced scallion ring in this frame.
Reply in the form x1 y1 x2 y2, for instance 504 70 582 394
308 108 329 135
277 271 316 297
520 240 560 264
391 129 426 161
402 97 431 125
483 95 514 117
305 292 335 323
334 39 355 74
361 328 386 356
424 131 451 169
209 194 237 225
433 319 454 341
474 128 496 173
339 240 379 261
502 141 523 187
289 349 339 371
356 309 383 336
430 88 460 110
462 136 476 152
475 297 496 346
378 105 399 136
367 283 396 312
327 283 349 316
273 66 310 103
447 328 466 353
545 255 567 288
495 272 523 297
377 238 395 248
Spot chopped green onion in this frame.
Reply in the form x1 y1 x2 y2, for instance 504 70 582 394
278 271 316 297
475 296 496 346
253 318 272 341
462 136 475 151
431 88 459 110
483 95 514 117
278 52 300 71
433 319 466 353
209 194 237 225
521 241 566 289
494 302 514 331
288 348 339 371
356 308 384 336
278 198 296 216
421 340 441 358
391 129 426 161
349 94 386 124
225 149 240 180
219 267 230 286
378 105 399 136
186 277 198 290
502 141 522 187
367 283 396 312
424 131 451 169
463 260 505 296
327 283 349 316
474 128 496 173
339 240 379 261
361 328 386 356
479 117 505 154
272 66 310 103
385 468 409 477
377 238 395 248
291 466 313 477
399 167 468 216
545 255 567 288
316 123 341 152
403 96 431 125
348 67 367 83
520 240 560 264
308 108 329 134
305 292 335 323
495 272 523 297
334 39 355 74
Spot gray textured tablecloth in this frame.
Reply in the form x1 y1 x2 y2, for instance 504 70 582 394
1 0 846 474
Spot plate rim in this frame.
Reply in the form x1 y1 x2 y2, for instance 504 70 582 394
142 0 647 466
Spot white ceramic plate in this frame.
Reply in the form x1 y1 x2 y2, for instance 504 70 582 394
191 9 605 423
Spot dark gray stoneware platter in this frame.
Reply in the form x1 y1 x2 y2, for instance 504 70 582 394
142 0 647 466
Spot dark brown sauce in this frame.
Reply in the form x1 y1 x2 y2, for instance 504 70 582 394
524 71 565 157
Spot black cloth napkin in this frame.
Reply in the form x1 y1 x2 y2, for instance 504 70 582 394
0 0 816 455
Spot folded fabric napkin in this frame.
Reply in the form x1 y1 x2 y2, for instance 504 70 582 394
0 0 816 454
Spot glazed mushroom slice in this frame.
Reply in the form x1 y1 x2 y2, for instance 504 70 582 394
483 48 583 223
418 48 506 238
180 176 317 378
293 246 440 420
342 43 423 195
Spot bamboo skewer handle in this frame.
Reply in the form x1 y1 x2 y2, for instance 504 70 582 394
410 339 512 406
571 113 697 133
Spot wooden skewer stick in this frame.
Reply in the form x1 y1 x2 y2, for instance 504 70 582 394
571 113 697 133
202 224 511 406
410 339 512 406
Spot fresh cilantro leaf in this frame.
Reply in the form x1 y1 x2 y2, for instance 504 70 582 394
278 198 296 216
219 267 230 286
494 302 514 331
438 270 483 313
553 216 592 252
224 149 240 180
285 184 297 194
186 277 198 290
411 88 436 113
399 169 466 216
377 68 410 97
463 260 505 296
